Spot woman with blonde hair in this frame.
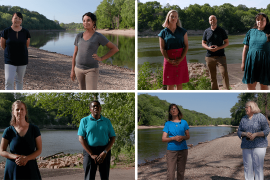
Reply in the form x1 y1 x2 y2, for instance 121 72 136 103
237 101 269 180
158 10 189 90
0 100 42 179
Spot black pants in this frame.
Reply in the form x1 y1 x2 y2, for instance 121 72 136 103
83 145 111 180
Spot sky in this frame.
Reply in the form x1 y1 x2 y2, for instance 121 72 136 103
138 0 269 9
0 0 104 23
139 92 242 118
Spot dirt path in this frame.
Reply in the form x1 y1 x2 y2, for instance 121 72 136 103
0 47 135 90
138 133 270 180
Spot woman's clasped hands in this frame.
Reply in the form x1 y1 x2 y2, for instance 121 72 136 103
15 155 29 166
174 135 184 142
245 132 257 141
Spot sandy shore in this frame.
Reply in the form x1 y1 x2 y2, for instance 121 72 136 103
138 125 234 129
96 29 135 36
0 46 135 90
138 133 270 179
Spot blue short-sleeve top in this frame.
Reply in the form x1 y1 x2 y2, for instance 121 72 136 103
1 27 31 66
78 114 116 147
237 113 270 149
158 26 187 50
163 120 189 151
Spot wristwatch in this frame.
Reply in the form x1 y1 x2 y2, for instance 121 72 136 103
103 150 107 154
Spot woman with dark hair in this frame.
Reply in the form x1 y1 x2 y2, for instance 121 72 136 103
0 100 42 180
0 12 31 90
241 12 270 90
162 104 190 180
237 101 269 179
158 10 189 90
70 12 119 90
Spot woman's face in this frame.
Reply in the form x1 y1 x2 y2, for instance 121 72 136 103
12 14 22 27
245 105 252 116
83 15 95 30
256 15 267 30
168 12 178 25
170 105 179 116
13 103 26 121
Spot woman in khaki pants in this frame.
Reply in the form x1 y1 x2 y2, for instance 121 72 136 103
162 103 190 180
70 12 119 90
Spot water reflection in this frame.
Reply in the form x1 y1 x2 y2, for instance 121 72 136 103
29 30 135 70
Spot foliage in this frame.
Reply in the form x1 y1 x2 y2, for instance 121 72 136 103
0 5 63 30
138 94 231 126
138 2 270 33
95 0 135 29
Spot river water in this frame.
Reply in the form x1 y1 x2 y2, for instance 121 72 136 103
138 126 237 165
138 35 245 70
29 30 135 70
0 130 82 163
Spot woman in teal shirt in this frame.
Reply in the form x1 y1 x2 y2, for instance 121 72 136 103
162 103 190 180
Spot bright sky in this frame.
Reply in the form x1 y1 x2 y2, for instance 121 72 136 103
0 0 103 23
139 93 242 118
138 0 269 9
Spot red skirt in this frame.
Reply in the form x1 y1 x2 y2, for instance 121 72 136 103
163 48 189 85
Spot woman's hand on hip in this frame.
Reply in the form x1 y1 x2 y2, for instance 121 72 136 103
70 70 76 81
92 54 102 61
96 151 107 164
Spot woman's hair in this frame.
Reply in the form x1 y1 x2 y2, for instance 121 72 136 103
12 12 23 21
82 12 97 27
253 12 270 33
10 100 29 126
168 103 183 121
245 101 261 114
162 10 182 28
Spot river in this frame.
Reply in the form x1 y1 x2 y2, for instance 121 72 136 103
138 35 245 70
29 30 135 70
138 126 237 165
0 130 82 163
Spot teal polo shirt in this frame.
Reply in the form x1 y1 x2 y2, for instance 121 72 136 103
78 114 116 146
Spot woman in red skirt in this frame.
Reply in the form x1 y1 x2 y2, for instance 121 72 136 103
158 10 189 90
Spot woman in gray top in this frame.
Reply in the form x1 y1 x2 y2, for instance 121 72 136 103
237 101 269 180
70 12 119 90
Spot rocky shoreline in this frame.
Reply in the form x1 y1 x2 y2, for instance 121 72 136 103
0 46 135 90
138 133 270 179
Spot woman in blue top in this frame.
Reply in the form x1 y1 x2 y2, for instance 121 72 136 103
158 10 189 90
0 100 42 180
162 104 190 180
237 101 270 180
1 12 31 90
241 13 270 90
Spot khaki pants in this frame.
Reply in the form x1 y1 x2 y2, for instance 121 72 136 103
75 67 99 90
166 149 188 180
205 56 230 90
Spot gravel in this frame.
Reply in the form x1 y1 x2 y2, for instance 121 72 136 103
0 46 135 90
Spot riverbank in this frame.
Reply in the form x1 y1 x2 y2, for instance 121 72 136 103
0 46 135 90
138 133 270 179
96 29 135 36
138 125 234 129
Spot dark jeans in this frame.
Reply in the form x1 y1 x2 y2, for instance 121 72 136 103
83 145 111 180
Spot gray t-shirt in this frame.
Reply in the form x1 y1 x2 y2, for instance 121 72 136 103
74 32 109 70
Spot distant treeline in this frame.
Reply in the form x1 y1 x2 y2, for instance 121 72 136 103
60 0 135 30
0 5 63 30
138 1 270 33
138 94 231 126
